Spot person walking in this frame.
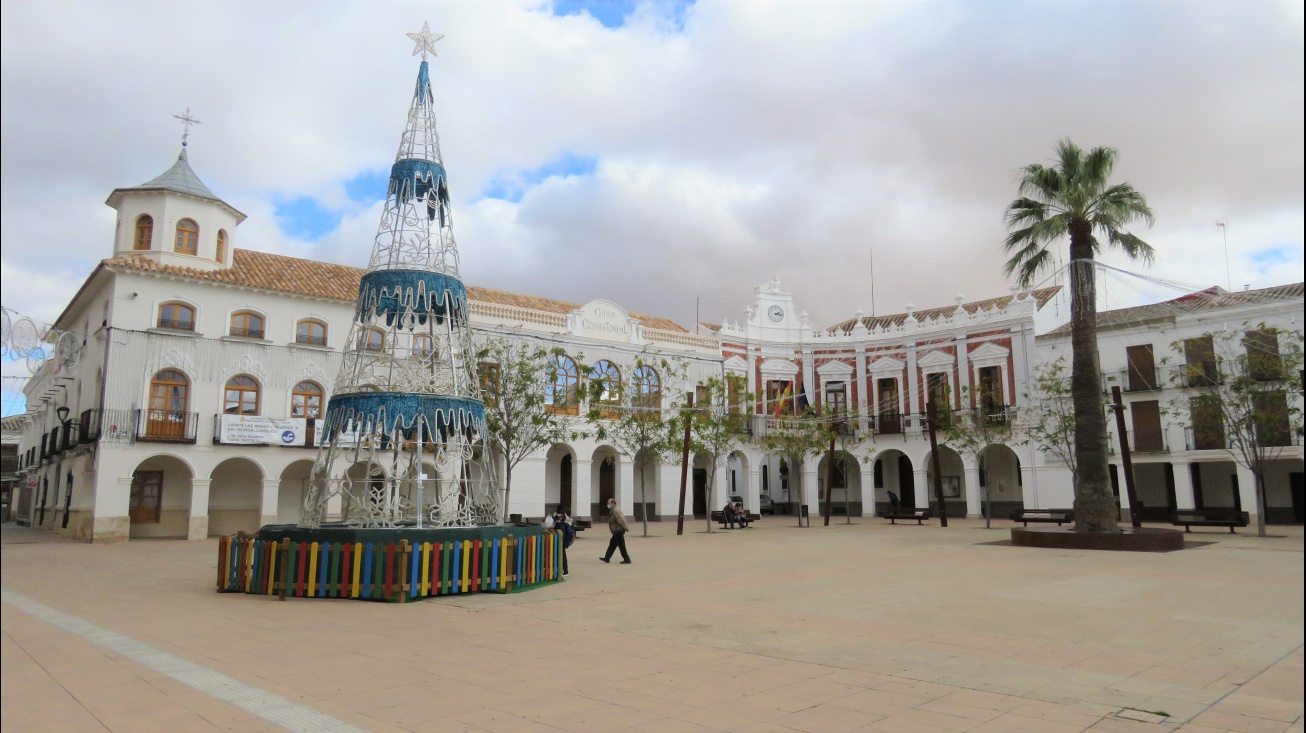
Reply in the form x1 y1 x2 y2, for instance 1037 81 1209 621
600 497 631 564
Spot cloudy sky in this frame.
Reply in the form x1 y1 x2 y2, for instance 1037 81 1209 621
2 1 1302 365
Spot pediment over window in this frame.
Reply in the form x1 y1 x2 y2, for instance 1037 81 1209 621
759 358 799 377
868 356 905 374
969 342 1010 366
723 355 749 373
816 360 854 378
917 349 956 368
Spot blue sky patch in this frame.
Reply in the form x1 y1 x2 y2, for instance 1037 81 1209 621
1247 245 1297 268
275 196 343 241
481 152 598 202
550 0 695 30
345 169 389 204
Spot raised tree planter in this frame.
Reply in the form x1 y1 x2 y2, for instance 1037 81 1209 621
1011 526 1184 552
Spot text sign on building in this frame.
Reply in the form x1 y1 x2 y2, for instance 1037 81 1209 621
218 415 321 446
577 300 632 341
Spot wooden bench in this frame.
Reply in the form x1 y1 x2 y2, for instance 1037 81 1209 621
882 491 930 525
1010 509 1075 527
883 509 931 525
572 518 592 532
710 510 759 528
1171 509 1249 533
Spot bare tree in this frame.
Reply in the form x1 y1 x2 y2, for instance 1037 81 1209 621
1168 323 1304 537
944 386 1017 528
475 339 585 522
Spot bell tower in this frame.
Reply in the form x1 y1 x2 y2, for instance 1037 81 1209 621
104 109 245 271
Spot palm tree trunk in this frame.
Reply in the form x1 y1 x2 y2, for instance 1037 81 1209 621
1068 229 1119 532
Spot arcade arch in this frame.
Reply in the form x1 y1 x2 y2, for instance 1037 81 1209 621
128 454 193 539
208 457 263 536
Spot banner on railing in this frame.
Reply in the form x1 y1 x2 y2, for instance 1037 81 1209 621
218 415 322 446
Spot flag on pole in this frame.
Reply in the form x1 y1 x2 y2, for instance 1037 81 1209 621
773 382 792 418
797 383 809 413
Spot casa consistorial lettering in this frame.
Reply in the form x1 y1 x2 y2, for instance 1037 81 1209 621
575 299 633 341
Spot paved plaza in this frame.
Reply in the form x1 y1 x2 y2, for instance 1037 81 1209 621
1 518 1302 733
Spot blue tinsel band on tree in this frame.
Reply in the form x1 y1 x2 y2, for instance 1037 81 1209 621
356 270 467 327
322 392 487 443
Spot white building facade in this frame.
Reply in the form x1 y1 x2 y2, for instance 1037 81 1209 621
14 150 1304 541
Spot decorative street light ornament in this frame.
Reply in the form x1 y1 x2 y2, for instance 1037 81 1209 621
300 25 500 529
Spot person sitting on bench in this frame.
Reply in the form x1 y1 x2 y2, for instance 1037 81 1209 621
732 502 751 529
722 500 742 528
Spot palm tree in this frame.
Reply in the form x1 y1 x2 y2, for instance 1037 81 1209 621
1004 139 1155 532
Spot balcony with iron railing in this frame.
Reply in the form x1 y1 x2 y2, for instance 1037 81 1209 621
1105 367 1163 393
1129 429 1169 454
295 333 328 346
1185 425 1226 451
229 326 266 339
134 409 199 443
156 317 195 331
78 409 101 444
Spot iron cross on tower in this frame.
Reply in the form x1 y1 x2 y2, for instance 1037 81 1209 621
173 107 202 147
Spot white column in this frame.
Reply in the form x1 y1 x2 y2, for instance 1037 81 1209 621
913 468 930 508
512 455 547 520
98 476 136 543
619 459 636 515
906 344 920 419
956 338 971 406
859 462 876 516
855 350 869 423
189 478 211 541
802 461 820 523
658 462 681 521
260 479 279 527
1172 462 1196 511
964 464 982 518
573 454 593 520
1235 464 1260 520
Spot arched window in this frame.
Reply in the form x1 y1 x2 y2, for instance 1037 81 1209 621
157 302 195 331
632 364 661 412
134 215 153 250
357 384 380 393
412 333 434 357
545 354 579 416
223 375 260 415
146 369 189 439
296 319 327 346
230 311 265 338
292 381 324 418
589 360 622 418
358 328 385 351
174 218 199 255
216 229 227 262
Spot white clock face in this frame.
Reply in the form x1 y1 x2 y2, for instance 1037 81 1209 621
767 305 784 323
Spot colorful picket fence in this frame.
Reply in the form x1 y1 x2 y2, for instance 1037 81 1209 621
216 530 564 602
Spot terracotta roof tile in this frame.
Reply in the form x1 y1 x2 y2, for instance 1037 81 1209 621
826 286 1061 334
1040 282 1304 338
104 249 688 333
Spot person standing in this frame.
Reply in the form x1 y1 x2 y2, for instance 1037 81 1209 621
600 497 631 564
545 504 574 576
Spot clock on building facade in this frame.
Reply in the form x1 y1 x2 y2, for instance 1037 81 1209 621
767 305 784 323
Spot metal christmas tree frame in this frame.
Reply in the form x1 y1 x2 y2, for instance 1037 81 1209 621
300 24 500 529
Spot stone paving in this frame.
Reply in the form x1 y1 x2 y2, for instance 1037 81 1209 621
1 517 1301 733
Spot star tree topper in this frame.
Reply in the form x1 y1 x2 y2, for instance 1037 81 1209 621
407 22 444 60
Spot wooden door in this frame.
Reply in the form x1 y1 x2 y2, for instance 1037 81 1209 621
559 454 573 511
129 471 162 524
1130 400 1164 451
147 370 188 439
897 455 915 508
598 459 615 516
692 469 707 517
1126 345 1156 391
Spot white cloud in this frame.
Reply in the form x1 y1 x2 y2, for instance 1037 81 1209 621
1 0 1301 338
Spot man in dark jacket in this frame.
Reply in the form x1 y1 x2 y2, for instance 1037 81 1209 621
600 497 631 564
